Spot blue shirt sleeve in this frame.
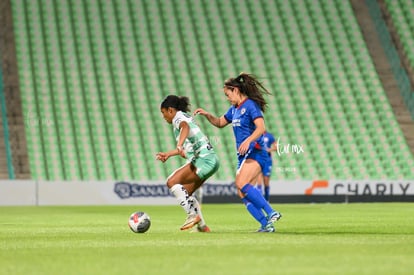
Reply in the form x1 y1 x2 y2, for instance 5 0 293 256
267 132 276 145
249 101 263 121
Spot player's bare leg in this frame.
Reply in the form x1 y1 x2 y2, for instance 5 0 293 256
167 163 206 230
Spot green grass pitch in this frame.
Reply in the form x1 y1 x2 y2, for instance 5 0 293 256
1 203 413 275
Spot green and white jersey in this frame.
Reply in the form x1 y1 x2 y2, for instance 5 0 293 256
172 111 214 160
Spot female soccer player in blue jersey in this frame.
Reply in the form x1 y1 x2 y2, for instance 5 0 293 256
256 131 277 202
194 73 282 232
156 95 219 232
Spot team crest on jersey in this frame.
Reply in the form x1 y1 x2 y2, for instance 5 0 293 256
240 108 246 115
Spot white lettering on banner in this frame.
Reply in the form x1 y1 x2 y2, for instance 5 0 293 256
1 180 413 206
333 183 411 196
270 180 414 196
203 183 238 196
114 182 238 199
114 182 171 199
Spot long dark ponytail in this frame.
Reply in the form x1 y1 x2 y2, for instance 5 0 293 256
224 73 270 112
160 95 191 112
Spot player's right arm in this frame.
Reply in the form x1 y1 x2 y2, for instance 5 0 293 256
155 148 181 162
268 141 278 153
193 108 229 128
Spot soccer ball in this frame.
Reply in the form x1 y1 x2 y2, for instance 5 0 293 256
128 211 151 233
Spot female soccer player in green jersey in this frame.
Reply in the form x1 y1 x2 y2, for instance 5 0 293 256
156 95 220 232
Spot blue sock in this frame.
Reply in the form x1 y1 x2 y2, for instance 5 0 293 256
256 184 263 193
241 183 273 216
242 197 267 227
264 186 270 202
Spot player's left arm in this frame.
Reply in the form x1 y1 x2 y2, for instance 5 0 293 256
238 117 265 155
176 121 189 157
156 121 189 162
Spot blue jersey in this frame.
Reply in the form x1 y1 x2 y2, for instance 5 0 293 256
263 132 276 156
224 98 265 152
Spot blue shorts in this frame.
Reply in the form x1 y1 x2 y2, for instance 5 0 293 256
237 148 269 173
261 153 273 177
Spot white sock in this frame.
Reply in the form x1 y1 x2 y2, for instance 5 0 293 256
170 184 194 215
192 196 206 227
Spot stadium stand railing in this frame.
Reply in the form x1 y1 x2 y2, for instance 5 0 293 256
0 66 15 179
378 0 414 119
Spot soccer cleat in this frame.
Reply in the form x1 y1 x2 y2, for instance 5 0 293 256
191 224 211 233
256 224 275 233
180 214 201 230
267 211 282 224
197 224 211 232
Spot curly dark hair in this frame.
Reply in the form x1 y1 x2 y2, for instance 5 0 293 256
160 95 191 112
